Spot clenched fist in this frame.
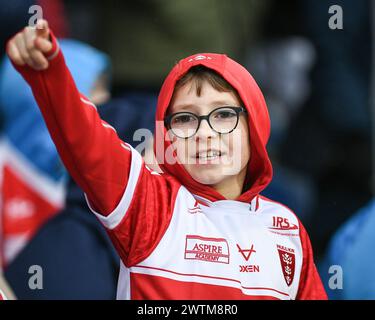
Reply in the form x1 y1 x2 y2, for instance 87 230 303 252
6 19 53 71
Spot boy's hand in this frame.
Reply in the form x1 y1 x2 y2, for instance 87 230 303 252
6 19 53 71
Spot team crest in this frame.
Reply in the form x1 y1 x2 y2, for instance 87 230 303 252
276 245 296 286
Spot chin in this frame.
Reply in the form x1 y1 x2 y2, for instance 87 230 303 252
188 168 227 186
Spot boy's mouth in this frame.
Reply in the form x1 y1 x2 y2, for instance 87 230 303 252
194 149 223 161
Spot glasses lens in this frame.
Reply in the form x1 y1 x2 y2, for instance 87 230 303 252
209 107 239 133
170 113 199 138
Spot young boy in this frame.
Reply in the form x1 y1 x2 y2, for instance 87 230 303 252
6 20 327 300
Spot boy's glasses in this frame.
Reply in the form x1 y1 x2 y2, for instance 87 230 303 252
164 106 247 139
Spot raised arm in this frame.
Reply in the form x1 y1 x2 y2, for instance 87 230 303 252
6 21 181 267
6 20 129 215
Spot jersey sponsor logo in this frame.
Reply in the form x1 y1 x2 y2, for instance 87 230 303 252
239 265 260 273
277 245 296 286
269 216 298 231
237 244 260 273
184 235 229 264
237 244 256 261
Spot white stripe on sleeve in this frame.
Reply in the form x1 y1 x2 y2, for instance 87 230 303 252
85 145 143 229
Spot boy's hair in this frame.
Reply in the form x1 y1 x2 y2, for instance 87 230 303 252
172 65 242 104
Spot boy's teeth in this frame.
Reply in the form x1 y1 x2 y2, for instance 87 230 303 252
197 151 221 159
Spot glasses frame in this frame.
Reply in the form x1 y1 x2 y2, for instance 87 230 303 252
164 106 247 139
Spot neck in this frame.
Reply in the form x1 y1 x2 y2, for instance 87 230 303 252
212 167 247 200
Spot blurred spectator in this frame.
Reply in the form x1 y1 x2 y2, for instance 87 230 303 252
4 175 119 300
320 199 375 299
0 39 111 267
63 0 270 92
246 35 317 225
4 93 157 299
275 0 372 256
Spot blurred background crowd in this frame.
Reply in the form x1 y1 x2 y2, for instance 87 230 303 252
0 0 373 299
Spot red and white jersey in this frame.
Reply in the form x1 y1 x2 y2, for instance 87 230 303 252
10 32 327 300
88 145 325 300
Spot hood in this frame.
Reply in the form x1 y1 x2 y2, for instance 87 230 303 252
154 53 273 203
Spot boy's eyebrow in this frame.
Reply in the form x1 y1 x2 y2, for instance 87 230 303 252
209 100 240 107
171 103 198 112
172 100 240 113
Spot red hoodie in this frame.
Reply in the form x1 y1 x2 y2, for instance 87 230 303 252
155 53 273 204
10 33 327 300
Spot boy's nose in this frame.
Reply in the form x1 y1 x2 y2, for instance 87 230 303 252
195 118 217 141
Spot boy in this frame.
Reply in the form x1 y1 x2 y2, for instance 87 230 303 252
6 20 327 299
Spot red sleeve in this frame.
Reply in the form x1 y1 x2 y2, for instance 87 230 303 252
296 221 328 300
9 32 181 266
89 160 181 267
10 32 126 215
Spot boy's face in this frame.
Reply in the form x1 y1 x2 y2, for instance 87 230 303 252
167 80 251 194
